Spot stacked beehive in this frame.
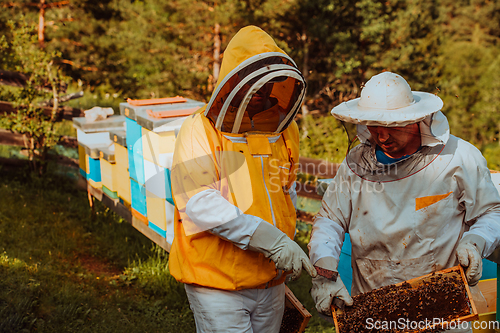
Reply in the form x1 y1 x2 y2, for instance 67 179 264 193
119 97 204 245
74 97 204 249
74 115 126 190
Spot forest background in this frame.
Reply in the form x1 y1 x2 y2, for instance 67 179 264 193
1 0 500 167
0 1 500 332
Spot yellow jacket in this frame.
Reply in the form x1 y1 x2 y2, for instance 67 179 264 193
169 26 306 290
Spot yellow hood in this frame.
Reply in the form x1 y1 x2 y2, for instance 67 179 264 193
205 26 306 134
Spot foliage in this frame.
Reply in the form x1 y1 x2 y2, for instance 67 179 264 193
298 114 352 163
2 1 500 156
436 0 500 148
66 83 123 114
482 144 500 171
0 19 69 175
0 167 195 332
40 0 216 101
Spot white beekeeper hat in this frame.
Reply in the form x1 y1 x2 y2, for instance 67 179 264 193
331 71 444 127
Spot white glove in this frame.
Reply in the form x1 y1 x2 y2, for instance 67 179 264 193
311 257 353 315
248 222 317 280
456 234 486 286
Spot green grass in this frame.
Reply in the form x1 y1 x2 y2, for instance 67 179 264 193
0 167 195 332
0 166 334 332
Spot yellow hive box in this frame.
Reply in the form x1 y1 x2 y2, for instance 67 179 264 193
146 190 166 237
84 153 90 176
100 159 117 193
113 143 131 205
472 279 498 333
114 143 128 169
115 168 131 205
78 144 86 173
142 128 176 167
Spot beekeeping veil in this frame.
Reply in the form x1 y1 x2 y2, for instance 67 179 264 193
204 26 306 134
331 72 449 182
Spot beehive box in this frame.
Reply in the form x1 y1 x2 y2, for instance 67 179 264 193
332 265 478 333
471 278 498 333
74 115 125 185
109 130 131 205
86 154 102 189
280 286 312 333
121 97 197 249
130 178 147 218
73 115 125 133
120 97 203 125
78 144 87 178
98 145 118 200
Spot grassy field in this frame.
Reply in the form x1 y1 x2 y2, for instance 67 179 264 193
0 165 335 332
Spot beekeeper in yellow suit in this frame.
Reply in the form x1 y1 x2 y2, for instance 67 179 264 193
169 26 317 333
308 72 500 333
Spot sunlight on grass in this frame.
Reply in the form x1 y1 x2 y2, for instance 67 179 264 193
0 252 38 272
0 166 337 332
0 168 195 332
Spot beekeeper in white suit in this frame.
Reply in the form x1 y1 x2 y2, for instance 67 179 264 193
308 71 500 332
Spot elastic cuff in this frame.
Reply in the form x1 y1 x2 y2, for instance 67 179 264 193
248 221 285 254
461 233 487 256
314 257 339 272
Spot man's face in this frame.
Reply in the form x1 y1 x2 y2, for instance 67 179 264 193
241 82 274 118
231 82 273 117
367 123 421 158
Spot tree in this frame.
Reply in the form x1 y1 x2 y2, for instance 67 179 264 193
437 0 500 146
0 20 69 175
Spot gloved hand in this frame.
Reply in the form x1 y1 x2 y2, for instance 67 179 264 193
248 222 317 280
310 257 353 316
456 234 486 286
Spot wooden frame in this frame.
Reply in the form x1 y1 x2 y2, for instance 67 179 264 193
331 265 478 333
282 285 312 333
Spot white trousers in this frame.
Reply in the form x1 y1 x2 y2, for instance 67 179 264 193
184 283 285 333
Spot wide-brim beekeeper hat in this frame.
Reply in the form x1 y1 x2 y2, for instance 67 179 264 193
331 71 444 127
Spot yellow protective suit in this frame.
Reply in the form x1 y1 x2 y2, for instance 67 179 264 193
169 26 306 291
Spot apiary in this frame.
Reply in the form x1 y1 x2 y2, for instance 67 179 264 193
332 265 478 333
119 97 197 242
75 97 203 253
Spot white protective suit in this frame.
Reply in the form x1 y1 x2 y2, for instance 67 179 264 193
308 111 500 332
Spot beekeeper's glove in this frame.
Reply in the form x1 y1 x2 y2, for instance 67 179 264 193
456 234 486 286
311 257 353 316
248 222 317 280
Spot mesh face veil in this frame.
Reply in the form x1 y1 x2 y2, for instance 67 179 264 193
331 72 448 182
342 121 447 183
205 54 306 134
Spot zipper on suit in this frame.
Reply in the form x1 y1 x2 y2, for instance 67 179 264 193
260 155 276 226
